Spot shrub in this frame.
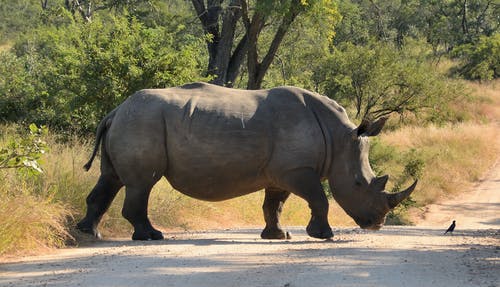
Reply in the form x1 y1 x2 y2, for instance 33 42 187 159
452 33 500 81
0 51 38 121
0 124 48 174
1 13 206 134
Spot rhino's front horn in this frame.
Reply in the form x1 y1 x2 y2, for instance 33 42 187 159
386 180 418 209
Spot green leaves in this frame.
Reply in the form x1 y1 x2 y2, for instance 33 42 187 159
452 33 500 80
315 41 457 121
0 124 48 174
2 12 206 134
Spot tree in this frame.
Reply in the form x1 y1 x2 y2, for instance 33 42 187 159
191 0 338 89
333 0 499 53
314 41 455 121
452 33 500 80
0 0 44 43
416 0 499 52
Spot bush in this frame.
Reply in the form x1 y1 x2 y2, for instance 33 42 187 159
1 13 206 134
452 33 500 81
0 51 38 121
370 137 425 225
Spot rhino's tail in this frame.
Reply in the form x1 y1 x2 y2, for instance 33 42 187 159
83 109 116 171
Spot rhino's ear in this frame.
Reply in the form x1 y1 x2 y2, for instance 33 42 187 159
357 117 388 137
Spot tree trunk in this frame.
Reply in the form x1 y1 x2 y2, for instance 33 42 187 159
461 0 468 36
191 0 223 77
212 0 243 86
225 34 248 87
192 0 304 89
245 9 266 90
64 0 93 22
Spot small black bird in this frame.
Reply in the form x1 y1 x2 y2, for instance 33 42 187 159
444 220 456 235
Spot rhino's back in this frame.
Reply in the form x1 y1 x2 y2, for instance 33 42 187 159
113 83 326 200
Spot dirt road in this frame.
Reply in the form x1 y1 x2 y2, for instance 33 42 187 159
1 164 499 287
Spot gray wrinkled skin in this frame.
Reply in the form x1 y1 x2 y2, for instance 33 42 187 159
77 82 416 240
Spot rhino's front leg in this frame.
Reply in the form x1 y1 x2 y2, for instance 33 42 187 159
261 187 291 240
279 168 333 239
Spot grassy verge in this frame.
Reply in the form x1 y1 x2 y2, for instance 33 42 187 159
374 80 499 224
0 131 78 256
374 122 499 224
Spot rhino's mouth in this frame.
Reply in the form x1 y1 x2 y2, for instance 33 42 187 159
360 223 384 230
355 217 385 230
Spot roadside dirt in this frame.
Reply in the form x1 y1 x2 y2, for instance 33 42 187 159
1 164 499 287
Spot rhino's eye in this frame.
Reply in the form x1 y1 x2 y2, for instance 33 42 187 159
354 174 362 186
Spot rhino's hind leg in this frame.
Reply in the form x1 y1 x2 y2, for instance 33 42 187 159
77 174 123 238
279 168 333 239
261 188 291 240
122 185 164 240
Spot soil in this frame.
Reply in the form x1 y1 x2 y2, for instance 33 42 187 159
1 164 499 287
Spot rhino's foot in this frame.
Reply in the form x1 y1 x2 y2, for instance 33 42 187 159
132 229 164 241
76 219 102 239
261 227 292 240
306 223 333 239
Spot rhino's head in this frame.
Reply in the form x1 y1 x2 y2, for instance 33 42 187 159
328 117 417 230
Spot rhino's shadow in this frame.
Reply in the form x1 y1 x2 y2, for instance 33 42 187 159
90 228 355 248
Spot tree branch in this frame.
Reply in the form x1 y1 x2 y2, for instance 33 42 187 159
247 0 304 89
191 0 208 27
259 2 302 80
246 9 266 89
40 0 48 9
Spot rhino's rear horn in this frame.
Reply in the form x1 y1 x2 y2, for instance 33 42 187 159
371 175 389 191
386 180 418 209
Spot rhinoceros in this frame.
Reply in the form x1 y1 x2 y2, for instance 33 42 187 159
77 82 417 240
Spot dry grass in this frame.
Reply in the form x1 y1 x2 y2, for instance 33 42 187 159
444 79 500 124
0 191 71 256
379 122 499 205
376 79 500 223
0 133 93 256
0 43 11 52
464 79 500 121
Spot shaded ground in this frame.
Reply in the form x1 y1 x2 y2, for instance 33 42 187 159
1 164 499 287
